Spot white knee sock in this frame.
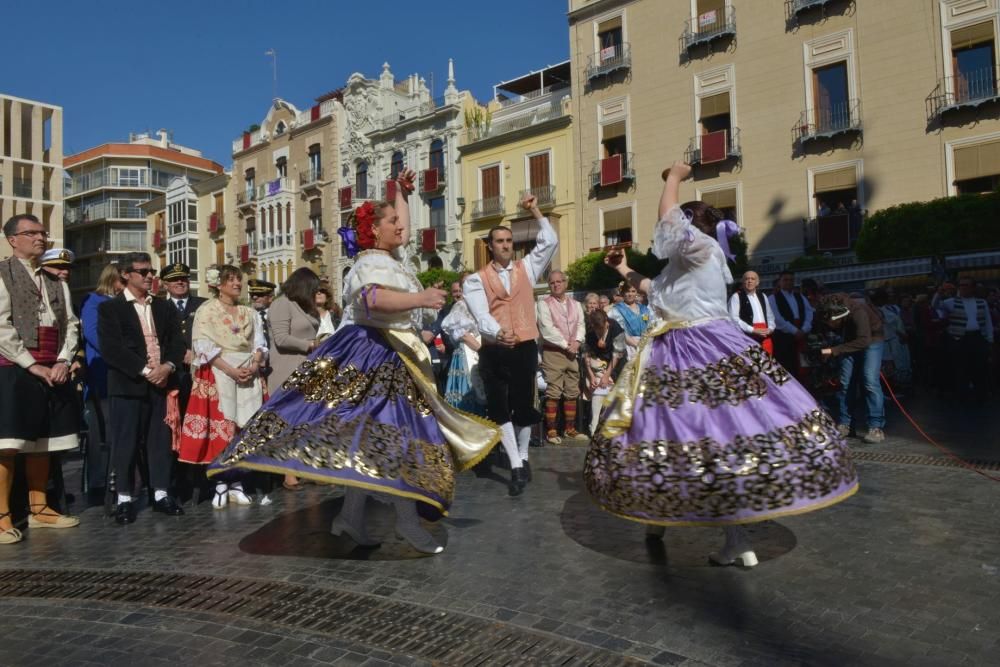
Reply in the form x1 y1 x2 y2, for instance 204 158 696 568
153 489 167 502
516 426 532 463
117 493 132 504
499 422 521 469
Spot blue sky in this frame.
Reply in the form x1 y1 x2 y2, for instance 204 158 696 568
1 0 570 165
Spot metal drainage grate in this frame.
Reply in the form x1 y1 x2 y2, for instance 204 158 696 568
0 569 645 667
850 449 1000 471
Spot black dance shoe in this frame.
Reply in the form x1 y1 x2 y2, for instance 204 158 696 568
152 497 185 516
115 502 136 525
508 468 526 497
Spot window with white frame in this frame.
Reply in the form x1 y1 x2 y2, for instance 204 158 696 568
802 31 858 134
595 13 624 61
950 135 1000 194
601 205 633 246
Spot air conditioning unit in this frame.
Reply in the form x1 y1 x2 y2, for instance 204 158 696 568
600 154 624 187
339 186 353 209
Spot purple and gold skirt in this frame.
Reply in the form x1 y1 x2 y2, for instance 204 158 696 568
209 324 484 519
584 319 858 526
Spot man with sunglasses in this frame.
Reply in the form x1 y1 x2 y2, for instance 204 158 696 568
98 253 186 524
0 215 82 545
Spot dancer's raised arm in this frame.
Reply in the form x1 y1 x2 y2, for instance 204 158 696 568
659 160 691 220
393 167 416 247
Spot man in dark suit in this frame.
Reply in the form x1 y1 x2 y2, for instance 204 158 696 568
161 262 205 414
98 252 185 525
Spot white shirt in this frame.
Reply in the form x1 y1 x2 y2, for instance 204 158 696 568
463 217 558 339
536 295 585 349
935 295 994 342
728 291 775 335
645 207 731 323
0 258 79 369
769 290 814 335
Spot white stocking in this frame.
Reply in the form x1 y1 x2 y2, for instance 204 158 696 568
499 422 521 469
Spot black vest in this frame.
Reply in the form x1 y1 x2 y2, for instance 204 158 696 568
775 291 806 327
737 290 769 326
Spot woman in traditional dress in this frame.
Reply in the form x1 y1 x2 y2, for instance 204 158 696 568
209 169 499 554
178 265 267 508
585 160 858 568
609 281 651 359
441 276 486 416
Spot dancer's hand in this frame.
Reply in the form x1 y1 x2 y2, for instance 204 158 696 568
604 248 629 271
396 168 416 193
662 160 692 182
418 287 447 310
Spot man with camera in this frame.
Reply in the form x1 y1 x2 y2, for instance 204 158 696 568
818 293 886 444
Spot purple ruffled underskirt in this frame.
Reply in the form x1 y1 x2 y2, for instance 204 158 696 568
585 319 859 526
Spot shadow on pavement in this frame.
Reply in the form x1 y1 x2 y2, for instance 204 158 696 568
238 495 448 561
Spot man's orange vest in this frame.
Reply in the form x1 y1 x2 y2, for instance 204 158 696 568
478 260 539 343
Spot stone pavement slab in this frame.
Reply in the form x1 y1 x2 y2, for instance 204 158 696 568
0 403 998 666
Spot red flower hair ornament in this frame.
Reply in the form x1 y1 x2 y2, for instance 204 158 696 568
355 201 376 250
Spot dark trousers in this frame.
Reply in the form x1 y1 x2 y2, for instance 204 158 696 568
479 341 541 427
110 392 174 496
773 332 801 376
951 332 990 398
83 396 111 492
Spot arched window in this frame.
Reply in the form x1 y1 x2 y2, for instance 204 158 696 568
356 161 368 196
429 139 445 180
390 151 404 180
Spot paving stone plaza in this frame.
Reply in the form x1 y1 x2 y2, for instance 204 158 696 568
0 395 997 667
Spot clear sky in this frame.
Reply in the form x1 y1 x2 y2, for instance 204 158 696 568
1 0 571 166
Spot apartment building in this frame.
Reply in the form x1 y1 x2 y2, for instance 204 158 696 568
458 61 578 274
230 95 343 292
568 0 1000 270
335 61 471 289
63 131 223 298
140 172 230 298
0 94 63 258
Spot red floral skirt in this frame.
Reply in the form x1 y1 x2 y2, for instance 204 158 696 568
177 365 266 464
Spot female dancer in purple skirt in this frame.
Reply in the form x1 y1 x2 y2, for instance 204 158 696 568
209 169 499 554
585 160 858 567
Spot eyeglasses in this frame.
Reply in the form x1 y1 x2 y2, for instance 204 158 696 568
127 268 157 277
12 230 48 239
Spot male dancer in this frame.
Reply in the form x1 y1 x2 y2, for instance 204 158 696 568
463 195 557 496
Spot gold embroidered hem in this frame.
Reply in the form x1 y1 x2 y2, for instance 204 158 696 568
586 408 858 525
638 344 790 410
210 409 456 510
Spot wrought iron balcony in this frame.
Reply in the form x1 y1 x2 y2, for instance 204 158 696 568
927 65 1000 120
237 190 257 208
787 0 839 16
685 128 742 166
589 153 637 190
586 42 631 81
299 167 323 189
794 99 862 144
471 196 505 220
682 5 736 51
519 185 556 208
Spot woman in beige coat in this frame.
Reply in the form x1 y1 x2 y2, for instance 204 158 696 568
267 267 320 490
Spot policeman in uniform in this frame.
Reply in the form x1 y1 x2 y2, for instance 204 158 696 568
39 248 75 282
247 278 277 375
160 263 205 413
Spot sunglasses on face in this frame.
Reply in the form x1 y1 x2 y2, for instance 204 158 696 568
128 268 157 277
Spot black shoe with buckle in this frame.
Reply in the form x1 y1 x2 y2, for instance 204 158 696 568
115 501 136 525
152 497 184 516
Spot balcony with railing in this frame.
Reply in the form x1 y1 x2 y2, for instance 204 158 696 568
682 6 737 52
237 189 257 209
496 83 571 110
65 199 147 226
519 185 556 208
471 195 505 220
293 98 338 129
586 43 631 81
257 177 294 200
794 99 862 144
232 128 267 155
927 65 1000 120
803 210 866 252
685 128 742 166
787 0 840 16
419 168 445 194
379 97 449 130
467 104 566 143
589 153 637 190
64 167 176 197
299 167 324 191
